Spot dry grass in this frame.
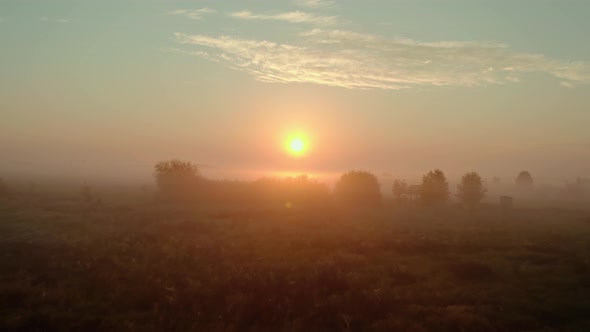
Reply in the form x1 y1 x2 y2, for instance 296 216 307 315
1 193 590 331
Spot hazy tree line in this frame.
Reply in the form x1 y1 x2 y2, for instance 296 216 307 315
154 160 330 206
149 159 584 208
0 161 587 207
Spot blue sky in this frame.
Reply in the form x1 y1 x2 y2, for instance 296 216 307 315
1 0 589 183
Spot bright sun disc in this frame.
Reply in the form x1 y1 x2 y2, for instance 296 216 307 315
288 137 306 155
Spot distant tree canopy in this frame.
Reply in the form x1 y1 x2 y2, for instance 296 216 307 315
456 172 487 208
334 170 381 205
154 160 203 199
515 171 534 189
420 169 449 205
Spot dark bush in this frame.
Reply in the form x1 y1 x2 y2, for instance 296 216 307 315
334 170 381 206
515 171 534 190
154 160 203 200
420 169 449 206
456 172 487 208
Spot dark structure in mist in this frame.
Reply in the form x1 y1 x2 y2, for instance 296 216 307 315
392 181 423 205
154 160 203 200
515 171 534 190
334 170 382 206
456 172 487 208
420 169 450 206
148 160 590 210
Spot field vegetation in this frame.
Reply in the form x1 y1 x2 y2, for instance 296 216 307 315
1 164 590 331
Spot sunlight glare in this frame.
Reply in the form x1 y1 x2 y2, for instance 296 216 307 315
291 138 305 153
286 135 308 157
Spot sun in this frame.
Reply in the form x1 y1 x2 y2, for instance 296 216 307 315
286 135 308 156
290 138 305 153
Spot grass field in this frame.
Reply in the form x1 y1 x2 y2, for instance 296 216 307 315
2 192 590 331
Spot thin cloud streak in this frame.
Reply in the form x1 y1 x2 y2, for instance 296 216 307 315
175 29 590 90
294 0 336 9
40 17 69 23
163 47 219 62
560 81 575 88
170 8 216 20
230 10 337 26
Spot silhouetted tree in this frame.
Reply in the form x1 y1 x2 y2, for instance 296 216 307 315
334 170 381 206
392 179 408 203
420 169 449 205
456 172 487 208
154 160 203 200
515 171 534 189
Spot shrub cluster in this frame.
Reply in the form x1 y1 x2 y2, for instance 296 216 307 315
152 160 544 208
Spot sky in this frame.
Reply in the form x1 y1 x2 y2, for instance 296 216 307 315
1 0 589 184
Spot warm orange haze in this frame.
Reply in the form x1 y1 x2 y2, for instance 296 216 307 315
2 1 590 331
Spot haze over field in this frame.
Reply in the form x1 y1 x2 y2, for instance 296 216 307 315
1 0 589 184
4 3 590 331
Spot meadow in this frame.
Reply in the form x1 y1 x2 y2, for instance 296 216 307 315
1 188 590 331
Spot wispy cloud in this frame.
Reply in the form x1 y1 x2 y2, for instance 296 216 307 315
175 29 590 90
163 47 219 62
230 10 337 26
170 8 216 20
560 81 575 88
0 18 4 23
294 0 335 9
41 16 69 23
